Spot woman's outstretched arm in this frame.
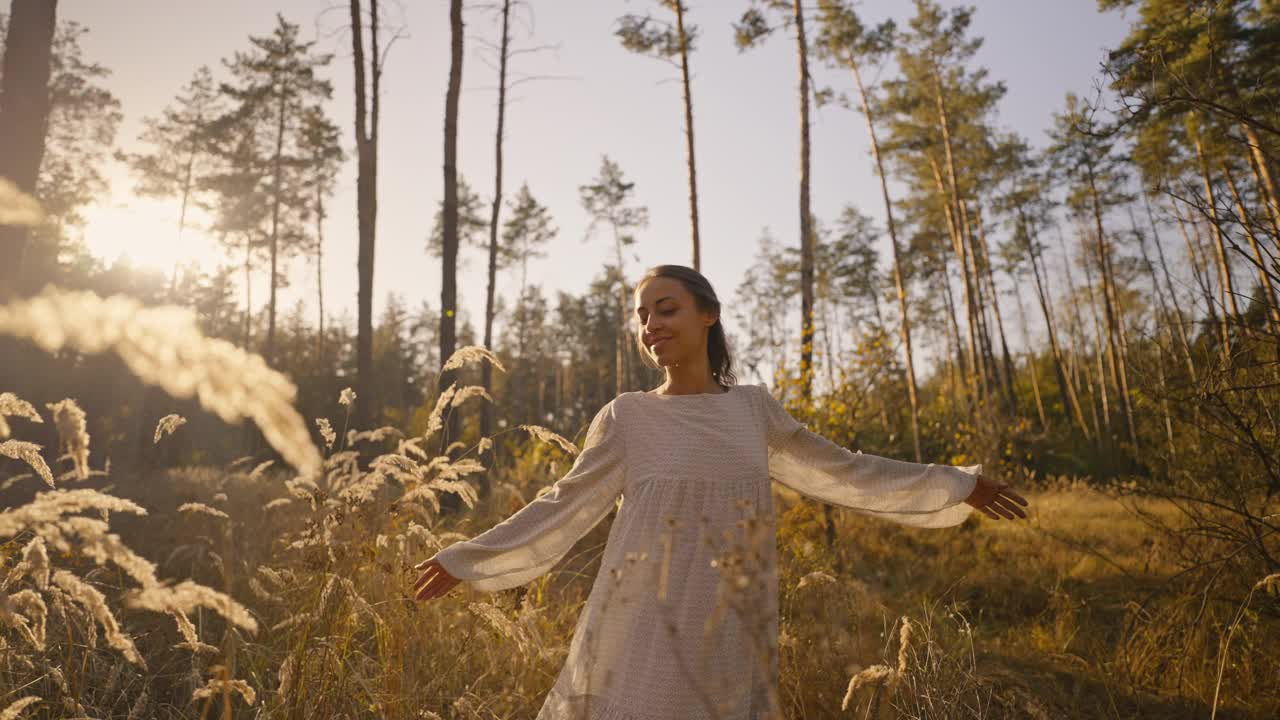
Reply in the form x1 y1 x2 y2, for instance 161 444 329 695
754 385 1026 528
415 399 627 598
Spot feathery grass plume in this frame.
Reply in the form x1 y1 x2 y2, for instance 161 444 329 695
7 503 159 587
338 387 356 407
347 425 405 445
177 502 229 520
0 696 41 720
0 177 45 226
840 665 897 711
0 473 33 491
795 571 837 590
337 471 388 505
1256 573 1280 594
262 497 291 510
469 601 535 657
421 382 458 441
0 440 54 488
124 579 258 634
44 399 90 481
192 665 256 706
0 488 146 536
0 392 42 439
153 414 187 443
0 589 47 650
170 609 218 655
0 288 322 477
5 536 51 590
248 459 275 481
212 492 227 503
52 570 145 667
315 417 337 450
518 424 579 455
257 566 293 587
126 687 150 720
897 616 913 675
73 524 159 587
450 384 494 406
227 455 256 471
440 344 506 374
271 612 313 633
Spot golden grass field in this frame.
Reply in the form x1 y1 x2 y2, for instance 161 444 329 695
0 288 1277 719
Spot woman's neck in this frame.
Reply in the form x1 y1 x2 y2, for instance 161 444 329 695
655 369 722 395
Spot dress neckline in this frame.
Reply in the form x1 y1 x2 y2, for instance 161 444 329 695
642 384 740 399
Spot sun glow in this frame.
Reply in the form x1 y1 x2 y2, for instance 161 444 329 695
79 193 228 277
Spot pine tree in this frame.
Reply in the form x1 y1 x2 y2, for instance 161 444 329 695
118 65 224 294
0 0 56 299
211 13 335 367
579 155 649 396
814 0 925 461
734 0 818 401
616 1 702 269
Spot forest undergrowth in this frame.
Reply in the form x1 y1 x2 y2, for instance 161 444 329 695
0 288 1276 720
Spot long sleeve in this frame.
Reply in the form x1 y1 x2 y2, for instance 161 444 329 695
433 398 628 592
755 385 979 528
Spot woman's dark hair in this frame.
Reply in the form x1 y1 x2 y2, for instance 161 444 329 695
634 264 737 389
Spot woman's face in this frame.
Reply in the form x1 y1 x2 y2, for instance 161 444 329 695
634 277 717 368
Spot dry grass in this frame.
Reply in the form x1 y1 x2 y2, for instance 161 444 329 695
0 291 1276 718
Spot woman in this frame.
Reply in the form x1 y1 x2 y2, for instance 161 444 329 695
413 264 1028 720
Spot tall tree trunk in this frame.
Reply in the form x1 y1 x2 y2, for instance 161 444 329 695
351 0 381 429
851 56 921 461
673 0 701 272
1055 225 1102 442
1077 223 1113 442
1222 161 1280 336
1171 199 1220 338
613 238 628 398
1145 194 1198 381
1243 124 1280 235
1193 132 1240 356
439 0 464 463
1011 285 1047 431
940 257 964 406
0 0 57 301
1017 207 1089 438
1085 163 1138 448
933 79 989 407
171 139 199 299
315 183 326 363
243 237 253 350
975 206 1017 413
266 85 288 367
928 154 980 404
967 207 999 407
1131 206 1180 458
478 0 512 495
793 0 815 402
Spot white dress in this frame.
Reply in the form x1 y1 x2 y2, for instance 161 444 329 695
433 383 981 720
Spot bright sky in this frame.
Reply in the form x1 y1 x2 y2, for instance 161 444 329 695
65 0 1129 382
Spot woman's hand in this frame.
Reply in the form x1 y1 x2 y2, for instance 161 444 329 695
963 473 1029 520
413 557 461 601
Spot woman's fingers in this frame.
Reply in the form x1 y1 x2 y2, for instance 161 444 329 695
993 495 1027 519
415 570 441 600
412 560 460 601
989 501 1015 520
414 563 441 596
999 487 1029 507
